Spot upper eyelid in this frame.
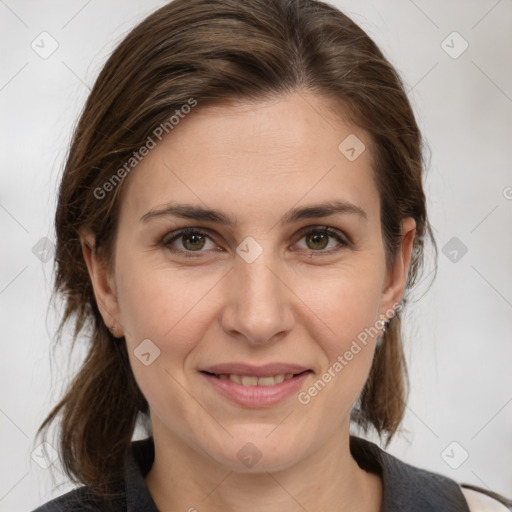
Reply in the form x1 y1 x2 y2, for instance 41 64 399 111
163 225 349 249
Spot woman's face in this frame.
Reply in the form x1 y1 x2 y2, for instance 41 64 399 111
85 91 415 472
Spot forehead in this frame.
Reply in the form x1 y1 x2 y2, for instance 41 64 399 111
119 92 380 226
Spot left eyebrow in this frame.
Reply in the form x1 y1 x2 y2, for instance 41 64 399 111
281 200 368 225
139 199 368 226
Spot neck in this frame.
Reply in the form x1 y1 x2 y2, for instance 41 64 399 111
145 422 382 512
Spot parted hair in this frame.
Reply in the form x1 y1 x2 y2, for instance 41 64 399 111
37 0 436 503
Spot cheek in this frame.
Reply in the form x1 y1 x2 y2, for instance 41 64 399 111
301 262 384 400
116 246 385 355
115 253 220 356
307 261 384 343
114 257 216 423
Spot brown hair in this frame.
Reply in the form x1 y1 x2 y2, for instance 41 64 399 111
37 0 436 502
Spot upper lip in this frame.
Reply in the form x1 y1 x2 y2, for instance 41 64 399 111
200 363 311 377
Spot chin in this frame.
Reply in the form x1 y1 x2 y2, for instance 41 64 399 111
203 429 306 473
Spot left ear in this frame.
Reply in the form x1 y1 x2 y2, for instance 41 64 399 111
380 217 416 317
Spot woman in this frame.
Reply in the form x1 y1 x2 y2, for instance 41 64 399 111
32 0 511 510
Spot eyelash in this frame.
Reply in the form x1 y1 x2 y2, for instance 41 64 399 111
161 226 349 258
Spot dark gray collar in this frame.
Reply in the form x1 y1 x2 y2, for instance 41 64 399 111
124 436 471 512
349 435 470 512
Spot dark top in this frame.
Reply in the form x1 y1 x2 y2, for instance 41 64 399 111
32 435 512 511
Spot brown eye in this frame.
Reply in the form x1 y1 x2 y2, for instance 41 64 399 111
305 232 330 250
295 227 348 254
162 226 348 259
181 232 207 251
163 228 216 257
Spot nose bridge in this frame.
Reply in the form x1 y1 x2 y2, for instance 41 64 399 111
221 244 294 344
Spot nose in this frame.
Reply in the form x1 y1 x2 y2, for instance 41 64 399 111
220 250 295 345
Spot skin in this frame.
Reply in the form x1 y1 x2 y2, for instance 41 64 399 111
82 90 415 512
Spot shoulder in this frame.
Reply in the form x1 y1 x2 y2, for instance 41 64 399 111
31 485 125 512
31 486 98 512
350 436 512 511
31 437 155 512
461 485 512 512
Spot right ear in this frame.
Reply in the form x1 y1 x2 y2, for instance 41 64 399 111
80 229 124 337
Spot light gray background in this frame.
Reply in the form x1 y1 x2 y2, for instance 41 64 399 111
1 0 511 510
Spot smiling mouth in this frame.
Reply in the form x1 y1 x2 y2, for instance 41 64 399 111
201 370 311 387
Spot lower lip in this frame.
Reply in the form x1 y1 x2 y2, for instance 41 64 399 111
201 371 311 408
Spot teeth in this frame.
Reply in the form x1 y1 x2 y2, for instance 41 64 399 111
241 376 258 386
273 374 285 384
257 376 276 387
216 374 296 386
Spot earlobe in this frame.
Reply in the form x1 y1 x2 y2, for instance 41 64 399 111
80 229 123 337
